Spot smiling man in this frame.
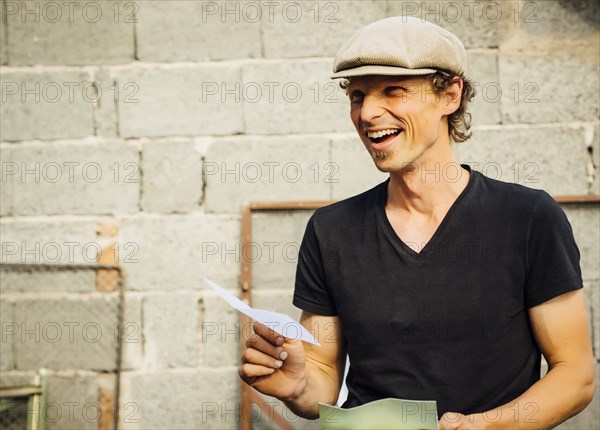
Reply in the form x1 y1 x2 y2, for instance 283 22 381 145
238 17 595 429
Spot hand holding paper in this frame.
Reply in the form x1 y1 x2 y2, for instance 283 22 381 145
203 277 320 346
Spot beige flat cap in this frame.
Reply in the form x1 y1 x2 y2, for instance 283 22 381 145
331 16 467 79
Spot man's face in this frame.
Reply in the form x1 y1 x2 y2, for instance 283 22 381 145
347 75 452 173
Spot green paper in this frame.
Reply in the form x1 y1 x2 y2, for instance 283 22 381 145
319 398 438 430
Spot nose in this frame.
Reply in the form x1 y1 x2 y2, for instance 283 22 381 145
359 93 386 123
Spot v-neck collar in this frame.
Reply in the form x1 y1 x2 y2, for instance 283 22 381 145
376 164 475 262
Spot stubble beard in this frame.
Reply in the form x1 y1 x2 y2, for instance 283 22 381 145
373 150 393 161
370 149 397 172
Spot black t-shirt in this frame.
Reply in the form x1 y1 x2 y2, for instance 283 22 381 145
293 165 583 417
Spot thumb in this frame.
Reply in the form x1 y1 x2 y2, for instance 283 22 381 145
438 412 463 430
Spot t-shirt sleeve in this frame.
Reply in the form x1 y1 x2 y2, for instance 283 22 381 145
525 191 583 308
293 214 337 316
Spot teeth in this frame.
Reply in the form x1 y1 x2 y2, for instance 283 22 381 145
367 129 400 139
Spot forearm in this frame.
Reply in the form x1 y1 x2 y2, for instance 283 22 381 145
282 361 341 420
470 362 596 429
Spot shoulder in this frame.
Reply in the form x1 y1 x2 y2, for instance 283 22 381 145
471 170 559 218
309 180 386 230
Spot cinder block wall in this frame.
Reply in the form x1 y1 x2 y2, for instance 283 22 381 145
0 1 598 429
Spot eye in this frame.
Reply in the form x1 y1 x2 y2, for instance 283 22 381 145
349 90 364 104
384 86 406 95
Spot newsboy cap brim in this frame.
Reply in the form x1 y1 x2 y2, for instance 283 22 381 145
330 65 438 79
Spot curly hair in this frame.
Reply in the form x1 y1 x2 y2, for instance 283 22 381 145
339 72 476 143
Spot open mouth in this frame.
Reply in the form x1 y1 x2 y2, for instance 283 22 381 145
366 128 402 144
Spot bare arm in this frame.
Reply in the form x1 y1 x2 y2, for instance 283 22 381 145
239 311 347 419
440 289 596 430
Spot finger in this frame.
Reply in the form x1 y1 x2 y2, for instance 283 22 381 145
246 333 289 360
242 347 283 369
237 365 257 385
239 363 276 380
253 321 284 346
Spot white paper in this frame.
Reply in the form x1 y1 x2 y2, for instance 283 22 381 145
203 277 320 346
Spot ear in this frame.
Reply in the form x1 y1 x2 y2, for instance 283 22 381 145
442 77 463 115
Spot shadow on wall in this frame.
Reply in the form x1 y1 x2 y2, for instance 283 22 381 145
558 0 600 27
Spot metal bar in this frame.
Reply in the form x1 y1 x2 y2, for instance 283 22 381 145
0 263 122 271
0 387 43 398
554 195 600 204
114 272 124 430
239 200 333 430
240 203 254 430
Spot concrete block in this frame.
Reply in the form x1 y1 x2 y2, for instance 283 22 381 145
204 135 331 213
141 141 203 213
143 293 199 369
5 0 134 65
262 0 388 58
202 293 240 368
556 362 599 430
387 1 502 48
92 69 119 138
120 369 238 430
0 8 7 65
136 0 261 62
121 294 143 371
563 205 600 282
467 50 501 125
253 290 300 323
0 70 94 140
2 142 139 215
0 370 37 387
0 218 97 265
251 211 314 290
1 299 14 370
45 373 108 430
330 135 389 201
119 214 240 291
115 64 244 138
499 51 599 124
12 296 119 370
0 265 95 293
583 281 599 359
518 0 599 38
242 60 353 135
458 125 589 196
0 145 13 215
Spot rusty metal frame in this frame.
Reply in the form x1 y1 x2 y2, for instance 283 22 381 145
239 201 335 430
553 195 600 204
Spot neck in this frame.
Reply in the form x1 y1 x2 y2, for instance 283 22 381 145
387 147 469 216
